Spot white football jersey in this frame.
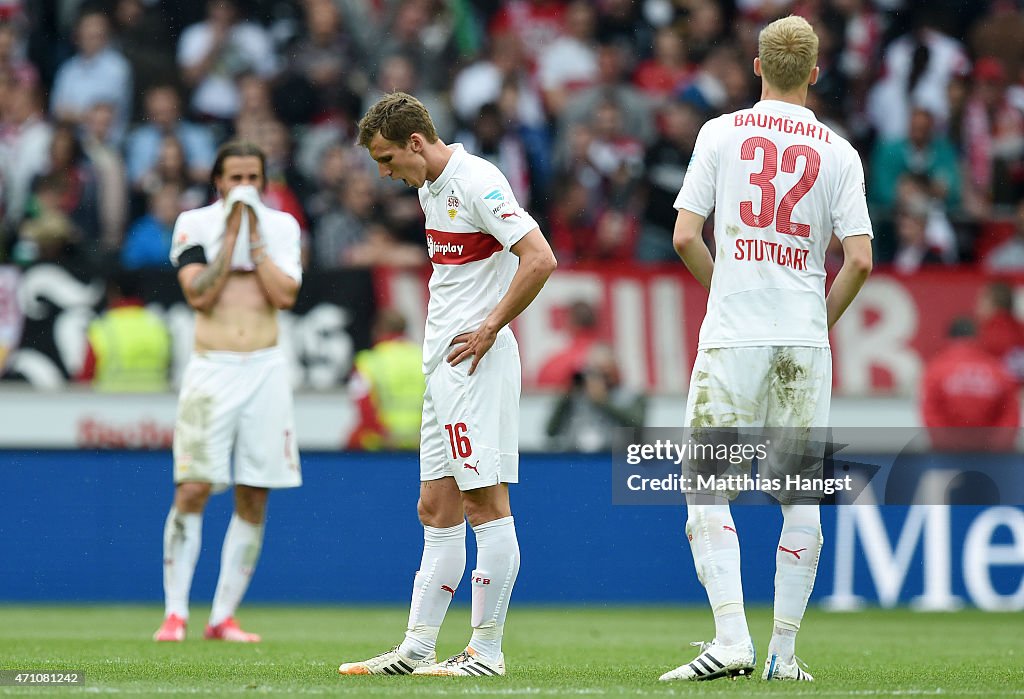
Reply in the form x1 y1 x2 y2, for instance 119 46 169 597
674 100 872 349
169 199 303 282
419 144 538 374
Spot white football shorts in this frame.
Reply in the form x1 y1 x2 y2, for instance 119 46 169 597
173 346 301 492
684 346 831 502
420 327 521 490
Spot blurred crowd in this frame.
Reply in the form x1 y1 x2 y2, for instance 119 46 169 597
1 0 1024 275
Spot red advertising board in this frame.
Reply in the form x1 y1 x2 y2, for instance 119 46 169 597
375 266 1024 396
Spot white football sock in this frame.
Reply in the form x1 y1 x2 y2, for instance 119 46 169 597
209 514 264 627
770 504 823 662
469 516 520 662
162 508 202 620
685 500 749 646
399 521 467 660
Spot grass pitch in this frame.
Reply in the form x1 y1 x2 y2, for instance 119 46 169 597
0 605 1021 697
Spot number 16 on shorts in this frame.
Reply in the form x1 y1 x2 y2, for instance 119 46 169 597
444 422 472 459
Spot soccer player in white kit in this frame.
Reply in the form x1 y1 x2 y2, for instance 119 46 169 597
658 17 873 682
337 93 557 677
153 141 303 643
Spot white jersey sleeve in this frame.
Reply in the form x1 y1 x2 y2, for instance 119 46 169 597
673 116 724 218
467 178 538 249
169 208 208 266
831 144 872 240
263 209 303 283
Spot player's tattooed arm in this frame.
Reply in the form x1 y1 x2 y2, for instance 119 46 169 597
178 203 243 312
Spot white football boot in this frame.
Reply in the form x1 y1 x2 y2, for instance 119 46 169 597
338 646 436 675
763 653 814 681
659 639 756 681
412 647 506 676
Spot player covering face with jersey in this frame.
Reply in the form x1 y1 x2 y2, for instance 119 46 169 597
658 15 873 683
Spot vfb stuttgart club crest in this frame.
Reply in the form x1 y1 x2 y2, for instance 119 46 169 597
447 195 461 220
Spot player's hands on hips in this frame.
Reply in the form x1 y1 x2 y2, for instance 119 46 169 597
447 324 498 376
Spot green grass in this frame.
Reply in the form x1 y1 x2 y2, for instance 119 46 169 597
0 606 1021 697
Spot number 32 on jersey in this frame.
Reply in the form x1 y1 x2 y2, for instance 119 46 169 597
739 137 820 239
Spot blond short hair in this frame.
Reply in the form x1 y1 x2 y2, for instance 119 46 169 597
758 15 819 93
357 92 438 149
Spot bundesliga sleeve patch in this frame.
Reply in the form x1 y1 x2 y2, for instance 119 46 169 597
481 186 521 222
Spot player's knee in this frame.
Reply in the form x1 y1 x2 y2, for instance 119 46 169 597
175 482 212 512
462 490 511 528
234 486 268 523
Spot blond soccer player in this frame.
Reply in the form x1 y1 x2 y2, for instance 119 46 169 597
659 16 873 682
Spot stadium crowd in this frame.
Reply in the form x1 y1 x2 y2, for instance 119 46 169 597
1 0 1023 275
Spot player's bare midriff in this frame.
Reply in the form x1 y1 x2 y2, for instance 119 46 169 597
193 272 278 353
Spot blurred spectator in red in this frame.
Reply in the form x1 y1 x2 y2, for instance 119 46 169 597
121 183 181 270
488 0 567 74
545 342 646 452
537 0 598 117
346 308 424 451
536 299 601 388
985 198 1024 272
125 85 216 190
637 101 702 262
632 26 693 106
0 82 51 229
921 317 1019 451
548 177 597 264
976 280 1024 382
50 11 131 139
962 57 1024 213
866 9 970 141
969 0 1024 88
177 0 277 121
